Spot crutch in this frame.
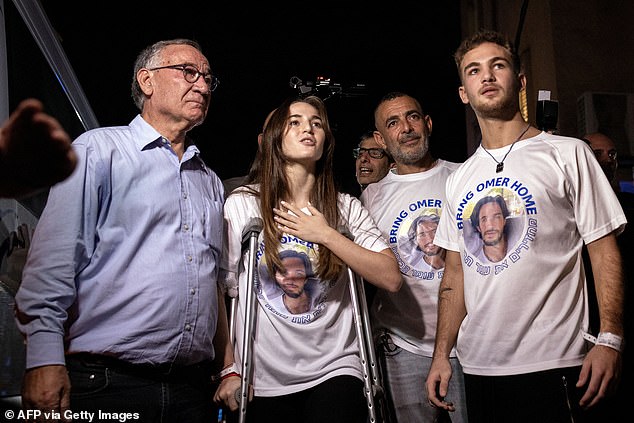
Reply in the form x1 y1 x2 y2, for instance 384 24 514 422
234 217 263 423
347 266 390 423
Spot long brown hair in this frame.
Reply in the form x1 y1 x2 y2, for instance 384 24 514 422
254 95 342 281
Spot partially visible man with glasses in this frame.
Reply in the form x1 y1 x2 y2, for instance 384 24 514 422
583 132 620 193
16 39 230 422
354 130 394 192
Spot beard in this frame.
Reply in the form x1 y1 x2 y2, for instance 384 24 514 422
601 163 617 182
423 248 441 257
390 133 429 165
284 290 303 299
482 230 504 246
474 80 522 120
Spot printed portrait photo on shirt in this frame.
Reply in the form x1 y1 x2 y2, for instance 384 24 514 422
462 188 525 266
394 206 446 280
257 244 326 322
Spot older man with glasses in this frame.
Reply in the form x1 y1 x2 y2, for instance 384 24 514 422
15 39 228 422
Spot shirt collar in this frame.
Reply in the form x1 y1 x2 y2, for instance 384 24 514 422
129 115 208 173
130 115 164 151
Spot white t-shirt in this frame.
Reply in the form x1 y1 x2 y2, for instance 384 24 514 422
360 159 460 357
435 132 627 376
220 188 389 396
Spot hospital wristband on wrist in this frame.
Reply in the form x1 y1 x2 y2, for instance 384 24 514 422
583 331 624 353
212 363 240 383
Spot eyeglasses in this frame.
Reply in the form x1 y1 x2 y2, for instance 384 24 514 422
353 147 387 159
592 149 618 161
148 64 220 92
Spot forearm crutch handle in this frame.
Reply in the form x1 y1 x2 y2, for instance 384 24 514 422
237 217 263 423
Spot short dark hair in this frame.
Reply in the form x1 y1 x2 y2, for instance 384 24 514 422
454 30 521 80
373 92 426 136
374 92 425 119
357 130 394 163
358 130 376 144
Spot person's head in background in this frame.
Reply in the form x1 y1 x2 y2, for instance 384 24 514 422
353 130 393 191
583 132 619 192
244 108 277 185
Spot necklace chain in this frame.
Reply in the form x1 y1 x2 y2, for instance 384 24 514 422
482 124 531 173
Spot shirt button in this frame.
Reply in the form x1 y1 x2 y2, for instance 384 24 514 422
183 224 189 231
190 288 196 295
185 324 192 331
187 256 193 262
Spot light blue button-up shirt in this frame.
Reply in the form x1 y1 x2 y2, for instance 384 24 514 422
16 115 224 368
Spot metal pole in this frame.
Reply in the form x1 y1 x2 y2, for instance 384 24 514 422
237 218 263 423
348 268 388 423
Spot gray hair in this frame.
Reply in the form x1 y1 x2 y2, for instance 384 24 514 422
130 39 203 111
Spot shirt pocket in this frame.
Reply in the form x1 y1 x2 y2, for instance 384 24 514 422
202 198 223 248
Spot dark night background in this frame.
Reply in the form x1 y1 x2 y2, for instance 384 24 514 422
40 2 467 196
